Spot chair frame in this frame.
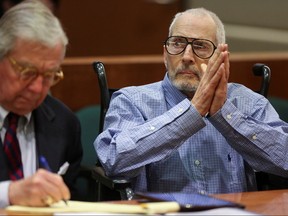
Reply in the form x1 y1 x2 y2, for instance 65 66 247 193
92 61 133 201
252 63 271 98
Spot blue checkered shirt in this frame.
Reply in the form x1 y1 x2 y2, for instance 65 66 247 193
95 73 288 194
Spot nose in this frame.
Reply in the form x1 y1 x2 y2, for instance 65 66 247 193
27 75 45 93
182 44 196 64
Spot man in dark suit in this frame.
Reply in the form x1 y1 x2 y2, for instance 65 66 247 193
0 0 82 207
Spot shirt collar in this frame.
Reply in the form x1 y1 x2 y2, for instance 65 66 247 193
162 72 188 109
0 106 32 131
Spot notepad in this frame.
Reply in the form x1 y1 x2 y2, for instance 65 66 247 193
135 192 245 211
6 200 180 215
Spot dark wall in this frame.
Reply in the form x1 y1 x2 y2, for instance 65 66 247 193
56 0 182 57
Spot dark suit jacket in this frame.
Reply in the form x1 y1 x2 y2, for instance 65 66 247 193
0 95 83 199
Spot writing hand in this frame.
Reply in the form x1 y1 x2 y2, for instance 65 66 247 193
8 169 70 206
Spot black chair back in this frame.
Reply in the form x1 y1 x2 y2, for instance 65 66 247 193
93 62 110 133
92 61 133 201
252 63 271 98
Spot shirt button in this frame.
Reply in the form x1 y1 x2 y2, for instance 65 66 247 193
150 126 155 130
252 134 257 140
199 190 206 195
226 114 232 119
178 108 183 113
194 160 201 166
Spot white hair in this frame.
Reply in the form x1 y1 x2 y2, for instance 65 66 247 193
0 0 68 59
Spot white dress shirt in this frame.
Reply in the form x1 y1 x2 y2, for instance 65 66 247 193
0 106 36 207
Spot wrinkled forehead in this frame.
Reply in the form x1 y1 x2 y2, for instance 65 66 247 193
171 13 217 41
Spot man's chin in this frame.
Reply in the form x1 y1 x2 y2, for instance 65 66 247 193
13 102 39 115
173 81 198 93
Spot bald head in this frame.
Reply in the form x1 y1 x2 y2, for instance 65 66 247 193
168 8 225 45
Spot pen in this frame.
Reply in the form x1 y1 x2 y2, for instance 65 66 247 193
57 161 70 175
39 156 69 205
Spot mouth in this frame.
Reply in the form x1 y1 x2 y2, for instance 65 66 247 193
16 94 40 106
17 95 32 103
177 70 199 78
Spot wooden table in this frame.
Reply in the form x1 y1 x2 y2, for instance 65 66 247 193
213 189 288 215
1 189 288 215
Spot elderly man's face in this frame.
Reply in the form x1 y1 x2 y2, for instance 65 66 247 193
0 39 64 115
163 13 217 98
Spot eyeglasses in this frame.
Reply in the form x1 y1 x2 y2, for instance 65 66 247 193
164 36 217 59
8 57 64 86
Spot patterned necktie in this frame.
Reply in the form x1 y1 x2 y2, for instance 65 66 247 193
3 112 24 180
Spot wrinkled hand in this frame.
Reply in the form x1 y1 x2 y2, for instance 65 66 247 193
191 44 230 116
9 169 70 206
209 44 229 115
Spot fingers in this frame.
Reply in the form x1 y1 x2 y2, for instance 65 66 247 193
209 63 228 115
40 171 70 205
38 169 71 205
201 63 207 72
199 44 228 86
41 195 54 206
9 181 43 206
206 45 229 115
209 44 228 74
191 44 229 116
9 169 70 206
224 49 230 80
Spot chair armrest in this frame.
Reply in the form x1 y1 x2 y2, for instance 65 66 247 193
92 166 134 200
74 165 98 201
92 166 131 190
79 164 94 178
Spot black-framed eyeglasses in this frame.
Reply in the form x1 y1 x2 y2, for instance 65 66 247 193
8 57 64 86
164 36 217 59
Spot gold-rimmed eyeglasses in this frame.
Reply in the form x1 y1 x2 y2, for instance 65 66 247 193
8 57 64 86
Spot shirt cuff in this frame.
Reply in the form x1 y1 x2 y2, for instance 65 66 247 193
0 181 11 208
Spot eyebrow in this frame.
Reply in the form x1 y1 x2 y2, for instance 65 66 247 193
16 60 61 71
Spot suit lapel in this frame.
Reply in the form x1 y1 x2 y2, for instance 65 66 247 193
33 96 58 171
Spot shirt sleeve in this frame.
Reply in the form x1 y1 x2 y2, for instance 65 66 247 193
95 94 206 178
209 96 288 177
0 181 11 208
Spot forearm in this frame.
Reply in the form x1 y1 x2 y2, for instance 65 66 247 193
209 99 288 176
96 100 206 178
